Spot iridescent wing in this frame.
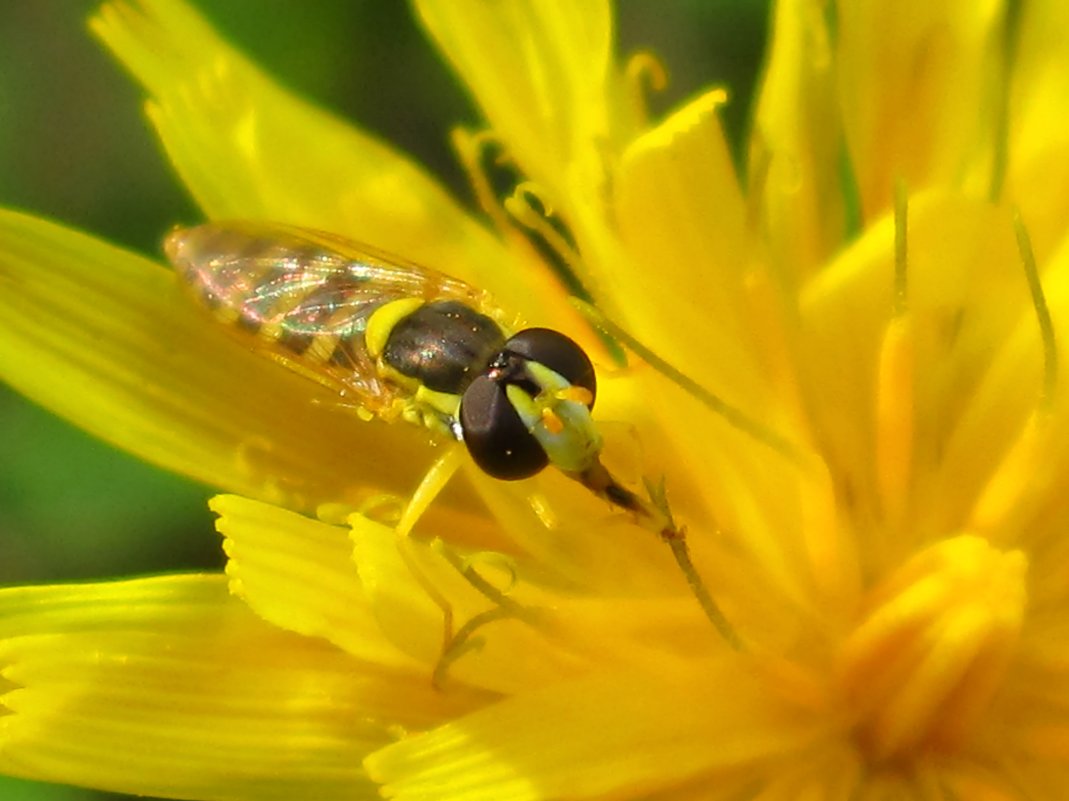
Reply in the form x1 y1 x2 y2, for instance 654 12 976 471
166 220 502 414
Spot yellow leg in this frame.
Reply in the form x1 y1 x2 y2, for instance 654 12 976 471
395 443 466 538
392 443 465 674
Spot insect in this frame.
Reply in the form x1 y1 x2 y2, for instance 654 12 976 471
167 220 738 650
165 220 659 532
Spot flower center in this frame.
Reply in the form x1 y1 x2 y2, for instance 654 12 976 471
835 534 1027 762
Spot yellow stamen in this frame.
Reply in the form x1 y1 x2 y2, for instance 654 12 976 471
513 181 555 218
969 410 1049 538
988 2 1024 202
875 317 914 525
875 183 914 530
451 127 513 232
504 186 585 279
969 211 1058 537
837 535 1027 761
1013 208 1057 411
624 51 669 126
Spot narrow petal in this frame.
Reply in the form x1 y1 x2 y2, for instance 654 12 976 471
0 574 445 801
0 209 452 512
365 659 823 801
945 231 1069 547
349 512 592 694
750 0 847 278
799 195 1029 559
836 0 1005 218
462 467 683 597
212 494 416 669
614 90 766 413
415 0 622 196
1006 0 1069 259
90 0 510 290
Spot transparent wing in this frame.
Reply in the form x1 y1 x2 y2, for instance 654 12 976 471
166 220 500 413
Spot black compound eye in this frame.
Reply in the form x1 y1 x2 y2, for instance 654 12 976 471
502 328 596 407
459 374 548 480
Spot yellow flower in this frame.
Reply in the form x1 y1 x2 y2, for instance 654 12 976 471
2 1 1069 800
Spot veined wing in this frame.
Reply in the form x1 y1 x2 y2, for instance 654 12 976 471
166 220 501 413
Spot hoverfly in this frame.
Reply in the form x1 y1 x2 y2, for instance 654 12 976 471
166 221 656 530
167 221 737 649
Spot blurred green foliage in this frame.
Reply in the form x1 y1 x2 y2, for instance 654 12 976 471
0 2 768 800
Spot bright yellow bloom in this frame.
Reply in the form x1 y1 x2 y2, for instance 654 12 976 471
2 1 1069 800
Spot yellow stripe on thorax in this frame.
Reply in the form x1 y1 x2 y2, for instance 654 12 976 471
366 298 425 358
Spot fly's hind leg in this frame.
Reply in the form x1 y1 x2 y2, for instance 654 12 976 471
392 444 466 668
394 446 544 686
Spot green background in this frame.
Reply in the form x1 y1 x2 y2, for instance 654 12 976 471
0 2 769 799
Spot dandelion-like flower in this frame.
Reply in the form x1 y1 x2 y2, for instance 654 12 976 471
2 1 1068 800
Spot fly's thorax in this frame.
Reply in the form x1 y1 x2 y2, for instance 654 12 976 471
365 298 507 439
365 298 425 360
369 299 507 395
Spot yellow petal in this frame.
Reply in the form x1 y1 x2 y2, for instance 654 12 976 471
749 0 847 278
799 194 1028 561
836 0 1004 218
462 466 681 597
365 659 822 801
0 209 450 512
90 0 509 291
0 575 402 800
1006 0 1069 260
836 535 1027 760
350 513 448 666
212 494 416 669
414 0 621 197
349 512 589 694
614 89 765 412
947 231 1069 545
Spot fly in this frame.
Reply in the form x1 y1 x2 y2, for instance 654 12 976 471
166 220 739 650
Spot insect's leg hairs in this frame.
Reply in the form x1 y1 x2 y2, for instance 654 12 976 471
574 460 744 651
